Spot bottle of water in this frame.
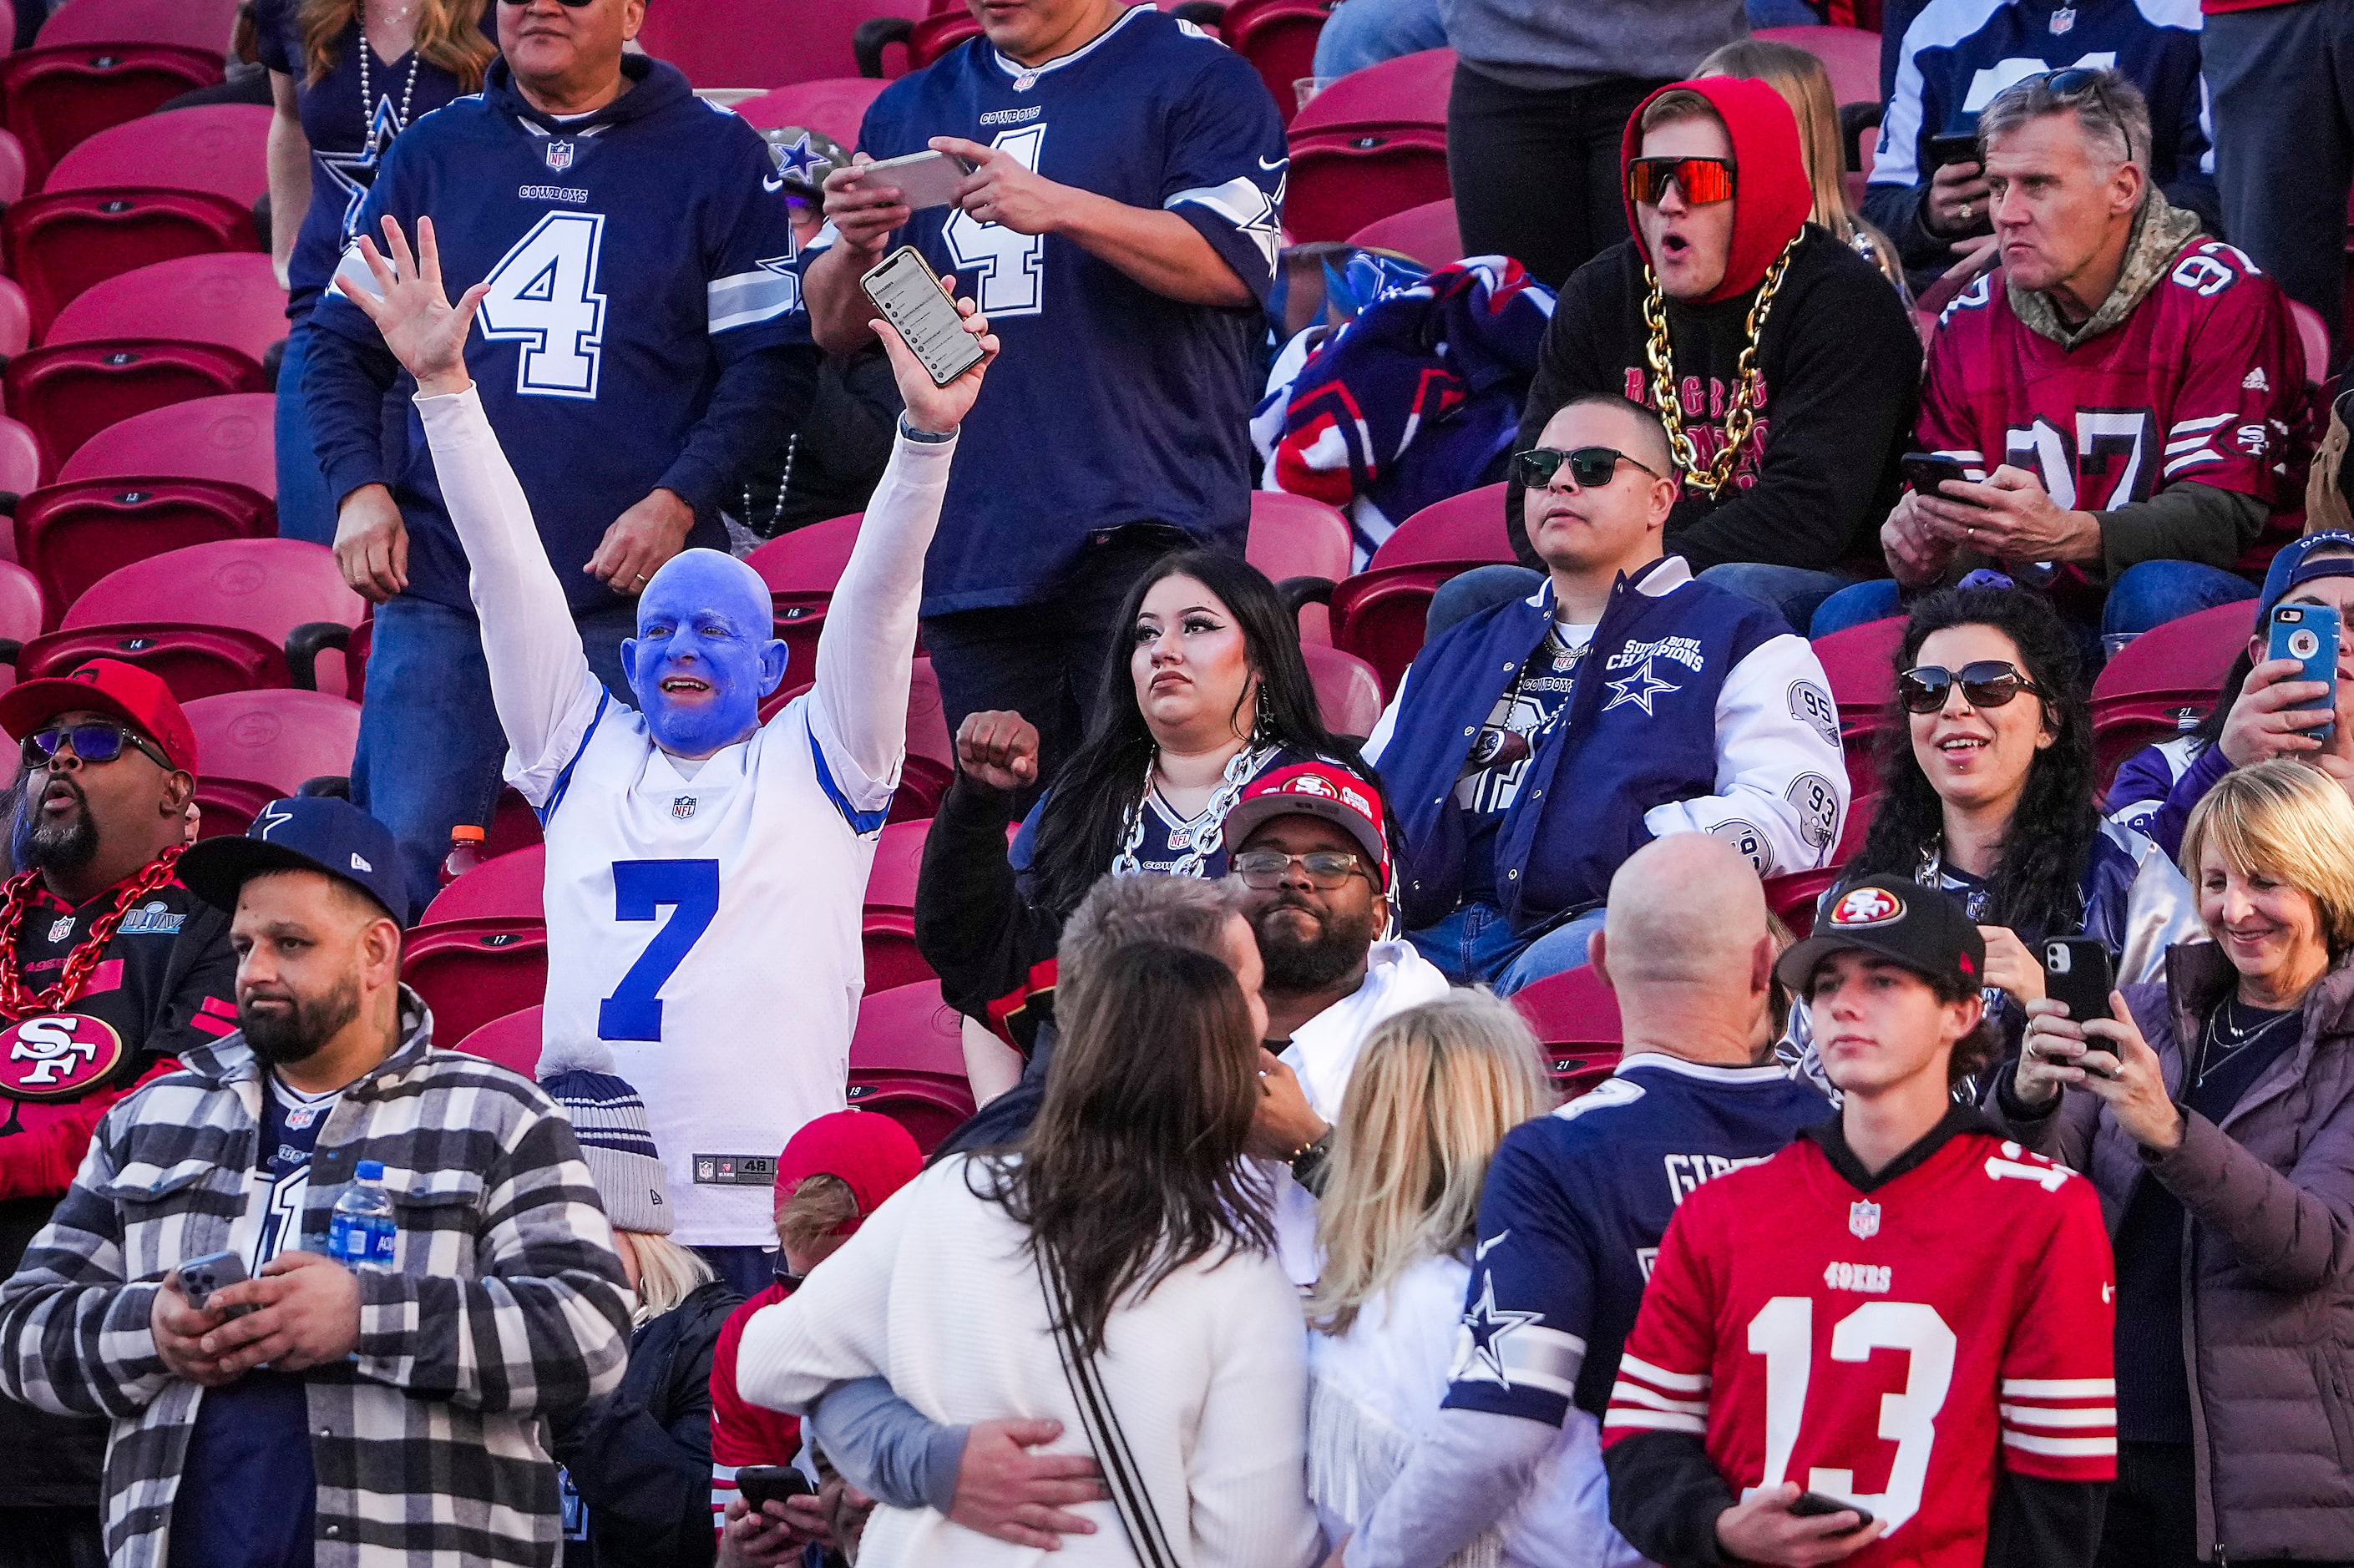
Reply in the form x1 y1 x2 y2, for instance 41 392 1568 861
328 1161 398 1271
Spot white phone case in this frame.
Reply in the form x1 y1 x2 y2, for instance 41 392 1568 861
862 149 973 211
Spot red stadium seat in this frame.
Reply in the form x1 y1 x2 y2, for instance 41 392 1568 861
1247 489 1351 643
898 655 954 822
49 254 289 367
0 130 25 207
861 817 936 994
13 477 273 626
1510 967 1623 1095
1754 25 1880 108
0 559 45 693
1763 793 1882 938
401 918 549 1050
1811 615 1905 794
1 187 258 339
747 511 856 689
452 1005 544 1079
2088 599 2251 787
1329 483 1516 695
733 77 891 147
2291 300 2331 387
1284 48 1452 241
0 44 225 190
0 279 31 358
637 0 924 87
38 0 240 52
1220 0 1329 125
0 417 39 499
904 8 981 68
848 979 975 1153
1304 642 1383 736
1369 482 1513 568
44 104 271 207
3 339 266 479
1292 43 1451 131
60 393 276 493
183 688 360 837
1347 197 1462 268
422 844 547 925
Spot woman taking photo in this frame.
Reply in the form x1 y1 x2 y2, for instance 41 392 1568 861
260 0 494 543
735 942 1323 1567
2000 759 2354 1566
1788 587 2199 1094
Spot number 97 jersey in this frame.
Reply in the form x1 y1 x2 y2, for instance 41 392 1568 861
1604 1116 2117 1566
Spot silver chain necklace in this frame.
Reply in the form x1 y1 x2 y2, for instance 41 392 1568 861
1110 742 1277 879
357 7 422 150
2198 997 2300 1087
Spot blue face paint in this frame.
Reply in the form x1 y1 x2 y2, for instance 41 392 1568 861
620 549 790 759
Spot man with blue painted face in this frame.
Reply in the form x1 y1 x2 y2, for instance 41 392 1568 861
337 214 997 1282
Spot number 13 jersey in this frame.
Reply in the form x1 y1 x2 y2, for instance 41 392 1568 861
1604 1110 2117 1565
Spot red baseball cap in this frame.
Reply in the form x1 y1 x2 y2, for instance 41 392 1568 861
1220 761 1390 891
0 660 197 773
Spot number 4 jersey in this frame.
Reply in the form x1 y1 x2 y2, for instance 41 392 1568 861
1603 1110 2116 1567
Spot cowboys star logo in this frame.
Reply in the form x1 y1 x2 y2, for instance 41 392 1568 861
1602 657 1680 716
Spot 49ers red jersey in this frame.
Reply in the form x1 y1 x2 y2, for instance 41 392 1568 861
1920 237 2307 512
1603 1116 2116 1568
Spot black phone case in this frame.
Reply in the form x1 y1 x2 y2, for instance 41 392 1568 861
2043 938 2116 1040
735 1466 813 1507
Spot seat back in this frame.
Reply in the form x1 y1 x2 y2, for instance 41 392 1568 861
0 417 39 498
17 623 285 703
0 130 26 208
45 103 271 205
1247 489 1351 642
1303 641 1384 736
1753 24 1879 107
0 278 30 358
422 844 549 925
1369 483 1514 569
1813 615 1905 721
638 0 924 85
0 559 44 690
39 0 241 51
3 339 266 477
49 252 288 364
0 44 225 188
0 186 256 336
907 8 981 67
61 393 276 493
1346 197 1461 268
62 535 361 640
452 1005 544 1080
1289 46 1452 134
863 817 929 913
184 688 360 793
747 512 859 595
2290 299 2331 388
896 655 954 822
16 478 275 623
401 919 550 1051
848 979 976 1153
1328 561 1456 697
1283 125 1450 243
1220 0 1329 124
1511 965 1622 1062
2088 600 2251 782
732 77 891 147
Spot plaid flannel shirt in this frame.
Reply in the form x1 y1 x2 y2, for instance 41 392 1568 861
0 989 632 1567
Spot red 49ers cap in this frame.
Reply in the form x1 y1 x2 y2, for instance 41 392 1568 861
0 659 197 773
1220 761 1391 892
1775 875 1984 995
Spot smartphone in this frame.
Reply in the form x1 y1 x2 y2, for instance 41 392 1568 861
1790 1490 1876 1530
860 245 985 388
175 1249 255 1318
860 149 974 211
735 1466 815 1509
1901 453 1981 506
1928 130 1980 169
2043 938 2117 1043
2269 603 2340 745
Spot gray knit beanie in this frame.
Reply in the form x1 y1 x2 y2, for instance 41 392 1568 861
538 1039 672 1234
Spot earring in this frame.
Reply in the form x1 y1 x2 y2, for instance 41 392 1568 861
1255 681 1273 740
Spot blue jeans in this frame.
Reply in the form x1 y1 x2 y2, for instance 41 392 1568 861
1407 900 1608 995
1427 564 1541 642
1313 0 1448 78
1695 562 1858 634
273 317 339 547
1810 562 2258 645
353 595 638 919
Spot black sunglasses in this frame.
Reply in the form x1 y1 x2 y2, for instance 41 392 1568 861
2034 68 2133 164
1230 849 1370 890
23 723 174 771
1515 446 1663 491
1896 660 2047 715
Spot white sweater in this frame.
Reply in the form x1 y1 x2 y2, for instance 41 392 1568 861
735 1156 1324 1568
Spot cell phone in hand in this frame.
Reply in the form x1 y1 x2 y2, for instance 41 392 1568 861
860 149 975 210
736 1465 815 1509
1901 453 1982 506
1790 1490 1876 1530
2043 938 2116 1045
175 1249 256 1318
2269 602 2340 745
1927 131 1980 169
859 245 985 389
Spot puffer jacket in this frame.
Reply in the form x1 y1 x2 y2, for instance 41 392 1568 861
1989 942 2354 1561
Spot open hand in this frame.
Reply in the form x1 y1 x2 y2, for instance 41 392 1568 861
198 1250 362 1375
341 215 489 399
955 710 1039 793
1714 1483 1886 1565
873 271 998 434
949 1417 1106 1548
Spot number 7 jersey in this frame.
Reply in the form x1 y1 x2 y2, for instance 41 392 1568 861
1603 1112 2116 1565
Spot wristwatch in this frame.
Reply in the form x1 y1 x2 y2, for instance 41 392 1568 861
1287 1127 1335 1196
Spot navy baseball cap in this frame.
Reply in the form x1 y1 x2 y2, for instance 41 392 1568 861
180 797 410 926
2259 532 2354 620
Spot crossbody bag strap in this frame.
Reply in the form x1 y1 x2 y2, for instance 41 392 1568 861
1035 1247 1180 1568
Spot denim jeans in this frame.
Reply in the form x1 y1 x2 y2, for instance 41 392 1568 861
1809 561 2257 645
1313 0 1448 78
1426 564 1541 642
1407 900 1608 994
1695 561 1858 634
273 317 340 547
353 595 637 919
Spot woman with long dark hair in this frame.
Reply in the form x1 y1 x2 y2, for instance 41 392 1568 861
735 942 1322 1566
1784 586 2199 1095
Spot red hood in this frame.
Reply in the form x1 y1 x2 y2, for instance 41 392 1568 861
1619 76 1812 306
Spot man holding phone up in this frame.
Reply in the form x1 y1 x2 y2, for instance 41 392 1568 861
802 0 1285 787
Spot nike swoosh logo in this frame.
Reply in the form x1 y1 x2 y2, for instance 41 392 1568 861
763 174 785 192
1258 154 1288 171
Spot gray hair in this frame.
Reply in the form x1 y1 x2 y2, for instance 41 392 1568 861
1056 872 1241 1020
1977 67 2152 180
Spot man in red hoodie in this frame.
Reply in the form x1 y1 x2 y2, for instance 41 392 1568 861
1454 77 1922 636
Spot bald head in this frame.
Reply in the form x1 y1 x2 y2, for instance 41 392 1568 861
1592 835 1774 1064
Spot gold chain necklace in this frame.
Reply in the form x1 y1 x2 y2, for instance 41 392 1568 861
1642 235 1799 499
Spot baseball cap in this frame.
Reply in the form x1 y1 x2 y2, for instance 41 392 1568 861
180 796 412 927
773 1110 922 1234
1774 876 1984 996
1219 761 1391 892
2258 531 2354 621
762 125 848 198
0 659 197 773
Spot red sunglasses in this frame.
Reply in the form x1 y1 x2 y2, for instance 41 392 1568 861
1626 156 1738 206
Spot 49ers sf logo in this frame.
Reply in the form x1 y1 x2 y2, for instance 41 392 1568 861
0 1014 124 1100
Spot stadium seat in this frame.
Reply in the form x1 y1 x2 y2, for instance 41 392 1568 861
0 130 26 207
3 340 266 478
1246 490 1351 644
48 254 289 368
38 0 240 52
899 8 981 70
2291 300 2331 387
1347 197 1462 268
1509 966 1622 1096
401 918 549 1050
183 688 361 837
0 559 45 693
1219 0 1330 125
638 0 924 87
12 477 273 625
1765 867 1840 938
0 417 39 498
452 1004 544 1080
1328 482 1516 695
732 77 890 148
1366 481 1514 568
848 979 976 1153
861 817 937 994
746 511 856 690
2088 599 2251 787
422 843 547 926
1 187 259 339
898 655 954 822
60 393 276 493
1811 615 1904 794
44 104 271 207
13 536 362 699
1303 641 1383 736
0 279 32 358
1754 25 1880 108
0 44 225 190
1283 48 1453 242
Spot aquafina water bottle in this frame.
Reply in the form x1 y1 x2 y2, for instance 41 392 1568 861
327 1160 398 1270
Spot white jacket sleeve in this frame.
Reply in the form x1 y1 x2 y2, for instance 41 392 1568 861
2109 821 2206 984
733 1162 920 1415
413 387 601 795
1642 633 1851 879
1187 1255 1325 1568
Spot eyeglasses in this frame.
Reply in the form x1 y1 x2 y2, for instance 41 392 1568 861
23 723 174 771
499 0 597 8
1626 156 1738 207
1896 661 2048 715
2033 68 2133 164
1514 446 1663 491
1230 849 1372 889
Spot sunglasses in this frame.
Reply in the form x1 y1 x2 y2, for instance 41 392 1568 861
1230 849 1371 890
1896 660 2048 715
1515 446 1663 491
2033 68 2133 164
499 0 597 8
23 723 174 771
1626 156 1738 207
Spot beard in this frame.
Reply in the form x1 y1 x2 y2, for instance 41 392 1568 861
240 975 362 1069
22 779 98 875
1254 897 1379 994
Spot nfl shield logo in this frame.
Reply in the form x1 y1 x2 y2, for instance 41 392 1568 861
544 139 575 172
1849 1199 1881 1240
671 796 696 821
45 917 73 943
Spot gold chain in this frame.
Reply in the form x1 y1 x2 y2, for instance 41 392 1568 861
1642 236 1800 499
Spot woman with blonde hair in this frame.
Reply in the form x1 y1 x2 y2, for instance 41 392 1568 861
2000 759 2354 1565
1304 991 1553 1565
1697 38 1910 302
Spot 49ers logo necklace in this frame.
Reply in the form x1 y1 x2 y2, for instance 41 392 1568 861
0 844 185 1015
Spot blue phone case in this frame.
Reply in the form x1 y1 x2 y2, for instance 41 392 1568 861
2268 604 2339 743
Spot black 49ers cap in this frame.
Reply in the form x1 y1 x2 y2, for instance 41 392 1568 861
1775 875 1984 995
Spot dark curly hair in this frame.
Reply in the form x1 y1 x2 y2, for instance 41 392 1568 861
1847 587 2100 944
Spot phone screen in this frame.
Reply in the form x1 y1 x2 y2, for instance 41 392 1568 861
859 246 984 388
2269 604 2341 745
